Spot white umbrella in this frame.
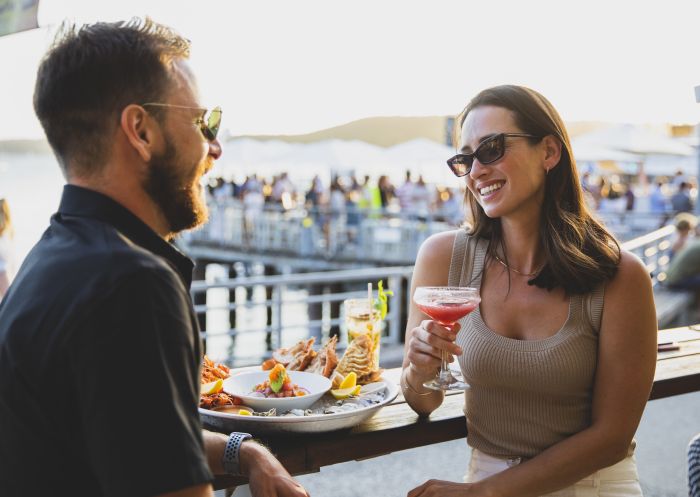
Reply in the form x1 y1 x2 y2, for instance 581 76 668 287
573 124 693 157
570 141 642 163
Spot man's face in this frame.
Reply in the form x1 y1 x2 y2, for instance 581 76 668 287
143 61 220 235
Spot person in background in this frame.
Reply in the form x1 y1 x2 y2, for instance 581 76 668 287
671 181 693 214
624 182 635 212
0 18 308 497
404 85 655 496
649 179 669 214
396 169 415 213
0 199 15 300
665 223 700 292
378 174 395 209
670 213 697 258
411 175 433 221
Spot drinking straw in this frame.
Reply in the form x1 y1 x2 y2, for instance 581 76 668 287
367 282 373 315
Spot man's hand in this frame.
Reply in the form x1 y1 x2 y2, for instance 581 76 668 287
240 441 309 497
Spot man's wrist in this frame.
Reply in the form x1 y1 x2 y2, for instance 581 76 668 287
238 439 268 477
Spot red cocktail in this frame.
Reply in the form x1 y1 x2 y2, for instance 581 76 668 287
416 301 479 327
413 286 480 391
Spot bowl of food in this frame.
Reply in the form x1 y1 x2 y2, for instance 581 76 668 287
224 364 332 412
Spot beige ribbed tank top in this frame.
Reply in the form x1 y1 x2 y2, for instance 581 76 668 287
450 230 605 459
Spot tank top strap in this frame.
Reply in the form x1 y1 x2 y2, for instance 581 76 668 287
448 228 488 288
448 229 468 287
582 283 605 334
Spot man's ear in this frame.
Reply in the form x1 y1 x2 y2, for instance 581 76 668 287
542 135 562 172
120 104 161 162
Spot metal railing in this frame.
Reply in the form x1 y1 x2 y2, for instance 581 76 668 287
190 223 679 364
621 224 676 287
184 200 672 264
185 200 460 264
191 265 414 364
594 211 670 242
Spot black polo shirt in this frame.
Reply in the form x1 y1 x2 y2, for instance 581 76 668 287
0 185 213 497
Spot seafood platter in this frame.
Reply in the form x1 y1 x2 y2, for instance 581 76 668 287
198 336 398 434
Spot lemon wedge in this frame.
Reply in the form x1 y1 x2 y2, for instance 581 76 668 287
338 372 357 389
237 409 252 416
201 378 223 395
330 385 361 400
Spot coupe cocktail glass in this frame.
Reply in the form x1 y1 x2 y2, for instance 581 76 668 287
413 286 480 391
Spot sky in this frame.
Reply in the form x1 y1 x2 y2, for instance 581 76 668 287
2 0 700 140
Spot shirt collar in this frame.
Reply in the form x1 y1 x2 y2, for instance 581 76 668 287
57 184 194 288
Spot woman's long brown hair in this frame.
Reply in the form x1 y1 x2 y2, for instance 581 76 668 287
456 85 620 294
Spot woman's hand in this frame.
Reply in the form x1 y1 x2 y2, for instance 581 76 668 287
405 319 462 377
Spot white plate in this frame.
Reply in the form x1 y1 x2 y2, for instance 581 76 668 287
224 370 331 411
199 379 399 434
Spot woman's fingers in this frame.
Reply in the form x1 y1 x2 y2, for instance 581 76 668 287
406 321 462 370
418 321 462 355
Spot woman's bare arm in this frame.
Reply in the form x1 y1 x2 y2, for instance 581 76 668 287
401 230 461 416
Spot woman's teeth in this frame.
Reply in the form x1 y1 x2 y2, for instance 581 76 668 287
479 182 504 196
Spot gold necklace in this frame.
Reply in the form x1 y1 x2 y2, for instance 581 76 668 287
493 253 543 277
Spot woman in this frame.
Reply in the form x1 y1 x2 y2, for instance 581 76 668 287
403 85 656 496
0 198 15 300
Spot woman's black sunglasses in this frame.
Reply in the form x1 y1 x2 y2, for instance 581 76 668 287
141 103 223 141
447 133 542 177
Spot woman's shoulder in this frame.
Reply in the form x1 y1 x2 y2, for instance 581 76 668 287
412 229 466 286
416 229 464 262
604 248 653 300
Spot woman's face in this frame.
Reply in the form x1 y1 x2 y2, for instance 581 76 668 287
460 105 548 221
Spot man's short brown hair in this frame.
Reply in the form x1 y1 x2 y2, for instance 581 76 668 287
33 17 190 177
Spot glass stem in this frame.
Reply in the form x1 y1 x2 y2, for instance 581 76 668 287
440 350 452 379
440 322 455 379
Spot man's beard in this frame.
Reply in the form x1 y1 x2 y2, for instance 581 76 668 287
143 139 209 235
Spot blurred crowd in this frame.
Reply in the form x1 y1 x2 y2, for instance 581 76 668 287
206 170 467 227
205 168 699 252
580 169 697 216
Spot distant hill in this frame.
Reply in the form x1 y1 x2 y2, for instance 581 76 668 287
0 118 635 153
234 116 451 148
233 117 616 147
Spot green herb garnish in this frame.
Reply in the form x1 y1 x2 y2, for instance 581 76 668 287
374 280 394 320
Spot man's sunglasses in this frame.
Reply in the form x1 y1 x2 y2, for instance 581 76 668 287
141 103 223 141
447 133 541 177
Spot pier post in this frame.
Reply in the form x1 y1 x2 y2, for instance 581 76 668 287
264 265 275 351
228 264 237 346
193 259 207 351
329 282 342 339
308 282 323 341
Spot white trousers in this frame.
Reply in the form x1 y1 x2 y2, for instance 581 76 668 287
464 449 643 497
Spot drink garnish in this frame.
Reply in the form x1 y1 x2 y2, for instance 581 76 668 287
375 280 394 320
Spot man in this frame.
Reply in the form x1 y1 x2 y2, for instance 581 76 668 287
0 18 308 497
395 170 414 217
671 182 694 214
666 233 700 291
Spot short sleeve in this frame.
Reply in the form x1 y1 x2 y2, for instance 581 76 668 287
68 266 212 497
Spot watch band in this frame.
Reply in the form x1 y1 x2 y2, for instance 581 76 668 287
222 432 253 476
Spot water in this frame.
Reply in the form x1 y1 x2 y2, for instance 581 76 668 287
0 152 64 264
